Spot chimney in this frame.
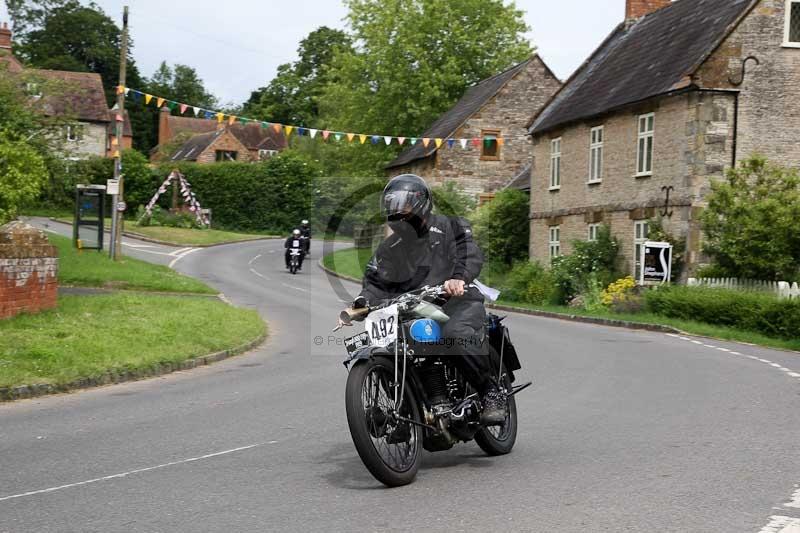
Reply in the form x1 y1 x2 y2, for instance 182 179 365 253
158 107 171 146
626 0 671 20
0 22 12 51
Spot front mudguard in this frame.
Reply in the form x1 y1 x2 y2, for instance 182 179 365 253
343 345 392 369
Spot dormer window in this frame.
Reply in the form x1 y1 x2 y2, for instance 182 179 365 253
786 0 800 46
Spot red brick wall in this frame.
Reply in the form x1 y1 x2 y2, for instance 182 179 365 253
0 222 58 320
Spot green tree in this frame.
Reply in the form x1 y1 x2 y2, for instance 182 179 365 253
0 133 48 224
701 156 800 281
244 27 352 127
320 0 532 137
471 189 530 267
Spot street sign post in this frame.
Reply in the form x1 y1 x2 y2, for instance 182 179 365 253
639 241 673 285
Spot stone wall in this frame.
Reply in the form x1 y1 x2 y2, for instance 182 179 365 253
197 130 253 164
695 0 800 169
0 222 58 320
389 56 562 196
63 122 108 159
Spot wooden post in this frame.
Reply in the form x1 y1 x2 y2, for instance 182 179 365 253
111 6 128 260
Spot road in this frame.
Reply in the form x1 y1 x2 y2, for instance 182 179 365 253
1 219 799 532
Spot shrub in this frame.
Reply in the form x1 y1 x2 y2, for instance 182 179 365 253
496 261 555 305
551 225 622 304
0 134 48 224
471 189 529 267
432 181 476 218
645 285 800 340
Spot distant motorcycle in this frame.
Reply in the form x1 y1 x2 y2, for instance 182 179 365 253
334 284 530 487
288 241 303 275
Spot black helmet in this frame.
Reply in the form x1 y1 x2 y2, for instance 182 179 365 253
382 174 433 221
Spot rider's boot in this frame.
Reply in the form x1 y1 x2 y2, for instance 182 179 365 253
480 382 508 426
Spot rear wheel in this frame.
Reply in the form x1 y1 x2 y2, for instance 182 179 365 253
345 357 422 487
474 368 517 456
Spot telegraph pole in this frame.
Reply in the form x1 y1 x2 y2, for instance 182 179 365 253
110 6 128 260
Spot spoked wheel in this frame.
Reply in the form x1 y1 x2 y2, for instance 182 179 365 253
475 368 518 456
345 357 422 487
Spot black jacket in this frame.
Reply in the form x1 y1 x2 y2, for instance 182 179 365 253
359 214 484 304
285 236 303 249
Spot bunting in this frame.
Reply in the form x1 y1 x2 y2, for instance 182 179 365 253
119 86 515 150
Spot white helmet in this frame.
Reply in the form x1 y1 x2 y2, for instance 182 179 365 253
293 229 301 236
301 219 309 225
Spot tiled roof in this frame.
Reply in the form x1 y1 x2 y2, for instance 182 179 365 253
386 57 538 169
529 0 757 134
504 163 531 192
166 114 217 137
32 69 111 123
170 130 222 161
230 123 287 151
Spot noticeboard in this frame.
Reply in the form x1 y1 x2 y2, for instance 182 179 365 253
639 241 673 285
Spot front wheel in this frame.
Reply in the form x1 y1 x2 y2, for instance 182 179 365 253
345 357 422 487
474 369 518 456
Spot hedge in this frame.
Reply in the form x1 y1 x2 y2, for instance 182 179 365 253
645 285 800 340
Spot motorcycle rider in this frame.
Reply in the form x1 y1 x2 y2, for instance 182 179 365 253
345 174 507 424
285 229 305 270
299 219 312 255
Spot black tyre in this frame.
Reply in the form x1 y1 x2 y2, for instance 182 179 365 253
345 357 422 487
474 368 518 456
290 261 298 274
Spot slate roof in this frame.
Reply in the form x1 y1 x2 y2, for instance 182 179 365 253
529 0 757 134
170 130 223 161
166 114 217 137
33 69 111 123
386 57 539 169
169 123 287 161
503 163 531 192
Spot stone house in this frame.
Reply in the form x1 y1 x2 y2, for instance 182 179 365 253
0 23 133 160
526 0 800 279
155 108 287 163
386 55 562 199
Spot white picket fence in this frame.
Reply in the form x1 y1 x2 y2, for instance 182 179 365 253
687 277 800 300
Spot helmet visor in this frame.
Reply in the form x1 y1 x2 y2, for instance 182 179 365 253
383 189 426 218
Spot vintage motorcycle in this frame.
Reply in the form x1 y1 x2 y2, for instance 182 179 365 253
334 284 530 487
287 241 303 275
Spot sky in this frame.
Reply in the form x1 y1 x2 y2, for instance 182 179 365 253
0 0 623 107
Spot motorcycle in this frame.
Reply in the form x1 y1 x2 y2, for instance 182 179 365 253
334 283 531 487
288 240 303 275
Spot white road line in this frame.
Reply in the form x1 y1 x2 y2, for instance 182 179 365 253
168 248 199 268
281 283 308 293
759 358 773 364
169 247 192 257
716 347 731 352
0 443 268 503
785 487 800 509
758 516 800 533
248 254 262 266
691 340 704 345
249 268 270 281
703 344 716 348
730 351 742 355
789 372 800 378
122 243 155 249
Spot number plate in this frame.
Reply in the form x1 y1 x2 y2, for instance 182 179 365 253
365 304 399 348
344 331 370 356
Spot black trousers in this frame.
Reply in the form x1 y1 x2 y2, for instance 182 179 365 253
440 295 492 392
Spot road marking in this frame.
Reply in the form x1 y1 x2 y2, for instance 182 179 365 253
249 268 270 281
281 282 308 293
168 248 199 268
716 347 731 352
0 443 269 503
122 243 154 249
248 254 262 266
758 516 800 533
785 487 800 509
169 247 192 257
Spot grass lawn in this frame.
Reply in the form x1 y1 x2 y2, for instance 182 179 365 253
0 294 265 388
51 233 214 294
322 247 800 353
125 225 278 246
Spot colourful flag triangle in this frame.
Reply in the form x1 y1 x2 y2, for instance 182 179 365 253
347 133 355 142
112 150 121 158
180 104 188 114
297 127 306 136
116 85 125 94
116 113 124 122
285 125 294 136
216 112 225 123
471 138 481 147
497 138 505 146
124 88 130 96
167 101 177 111
145 94 153 105
460 139 468 149
110 137 119 147
228 115 237 125
309 129 318 139
131 91 142 103
434 138 443 148
371 135 380 145
334 132 343 141
322 130 330 140
398 137 406 145
272 123 282 133
422 138 430 147
384 136 392 145
193 107 200 116
239 117 249 125
157 97 165 108
205 111 215 120
261 122 270 129
359 134 368 144
410 138 418 145
447 139 455 148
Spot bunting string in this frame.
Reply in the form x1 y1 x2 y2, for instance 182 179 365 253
117 85 532 149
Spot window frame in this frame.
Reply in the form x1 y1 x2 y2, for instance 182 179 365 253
549 137 562 190
785 0 800 47
215 150 238 162
549 225 561 260
480 129 501 161
588 126 604 184
636 113 655 177
588 223 601 242
65 124 79 142
633 220 650 280
259 149 278 160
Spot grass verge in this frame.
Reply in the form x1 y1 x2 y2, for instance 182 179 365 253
51 233 214 294
0 294 265 388
322 248 800 353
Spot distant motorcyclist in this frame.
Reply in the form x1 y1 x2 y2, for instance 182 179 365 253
285 229 305 270
346 174 506 424
299 219 312 255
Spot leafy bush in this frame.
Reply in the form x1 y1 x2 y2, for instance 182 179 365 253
137 205 204 229
314 174 386 237
494 261 555 305
0 134 48 224
551 225 621 304
645 285 800 340
432 181 476 218
701 156 800 282
471 189 529 267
